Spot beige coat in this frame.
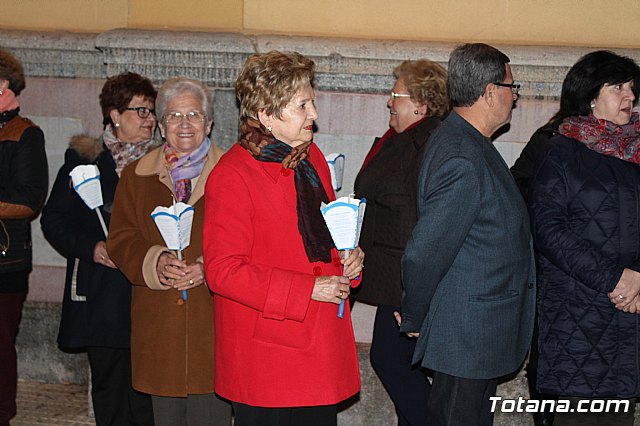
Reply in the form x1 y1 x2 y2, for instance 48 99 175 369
107 143 224 397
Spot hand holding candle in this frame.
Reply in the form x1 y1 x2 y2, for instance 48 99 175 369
321 196 366 318
151 200 195 300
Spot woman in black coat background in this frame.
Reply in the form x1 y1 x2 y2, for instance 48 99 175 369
41 72 158 426
353 59 448 426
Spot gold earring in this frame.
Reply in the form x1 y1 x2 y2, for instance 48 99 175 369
414 110 419 115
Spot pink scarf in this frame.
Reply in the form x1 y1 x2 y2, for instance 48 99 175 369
102 124 159 177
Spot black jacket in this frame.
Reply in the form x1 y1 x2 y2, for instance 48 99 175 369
41 135 132 348
530 135 640 397
353 117 441 307
0 112 48 290
510 123 559 202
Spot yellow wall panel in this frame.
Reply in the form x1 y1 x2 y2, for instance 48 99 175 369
1 0 128 32
1 0 639 47
243 0 640 47
128 0 242 31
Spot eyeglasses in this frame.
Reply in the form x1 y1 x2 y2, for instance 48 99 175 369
164 111 206 124
390 91 411 99
493 82 521 94
125 107 155 119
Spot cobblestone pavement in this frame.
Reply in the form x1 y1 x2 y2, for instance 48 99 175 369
12 381 95 426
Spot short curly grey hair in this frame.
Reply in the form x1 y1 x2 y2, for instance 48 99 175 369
156 77 212 122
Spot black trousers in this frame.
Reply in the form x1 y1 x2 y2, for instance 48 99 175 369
427 371 498 426
370 304 430 426
87 346 154 426
0 288 27 426
232 402 337 426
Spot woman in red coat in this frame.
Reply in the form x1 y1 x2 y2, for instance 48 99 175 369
203 51 364 426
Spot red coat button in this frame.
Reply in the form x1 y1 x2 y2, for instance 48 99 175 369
313 266 322 276
280 167 291 177
177 298 185 306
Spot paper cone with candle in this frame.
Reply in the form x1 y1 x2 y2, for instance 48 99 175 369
320 195 367 318
69 164 108 237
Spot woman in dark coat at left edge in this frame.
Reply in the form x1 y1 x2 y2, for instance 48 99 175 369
41 72 156 426
0 48 48 426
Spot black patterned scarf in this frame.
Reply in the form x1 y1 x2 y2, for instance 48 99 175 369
239 118 335 263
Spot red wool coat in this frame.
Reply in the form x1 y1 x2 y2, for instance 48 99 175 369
203 143 360 407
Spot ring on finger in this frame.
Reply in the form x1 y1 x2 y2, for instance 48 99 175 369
338 290 344 299
619 294 625 300
189 279 194 285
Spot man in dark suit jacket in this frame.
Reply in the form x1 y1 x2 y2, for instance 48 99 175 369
400 43 536 425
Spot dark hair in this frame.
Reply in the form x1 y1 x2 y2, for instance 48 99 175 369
550 50 640 122
0 48 26 96
99 72 157 127
448 43 510 107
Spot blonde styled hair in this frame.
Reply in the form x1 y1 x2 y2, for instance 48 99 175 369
235 51 315 121
394 60 449 118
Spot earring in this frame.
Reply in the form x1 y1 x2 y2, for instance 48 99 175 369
267 125 272 133
114 122 120 127
590 102 596 109
0 89 3 96
414 110 419 115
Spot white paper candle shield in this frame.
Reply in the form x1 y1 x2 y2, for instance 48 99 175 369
320 196 367 251
69 165 103 210
325 153 345 192
151 203 195 251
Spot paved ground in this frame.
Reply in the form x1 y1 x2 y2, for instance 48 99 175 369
12 381 95 426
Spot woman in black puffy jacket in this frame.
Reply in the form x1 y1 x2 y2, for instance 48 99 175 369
529 51 640 426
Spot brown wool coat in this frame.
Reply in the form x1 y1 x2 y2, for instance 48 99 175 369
107 143 224 397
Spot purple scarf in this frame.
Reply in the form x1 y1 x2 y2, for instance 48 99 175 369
163 137 211 202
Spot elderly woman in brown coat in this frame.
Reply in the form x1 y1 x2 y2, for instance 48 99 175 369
107 77 231 426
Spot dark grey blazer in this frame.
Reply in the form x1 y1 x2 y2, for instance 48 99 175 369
400 111 536 380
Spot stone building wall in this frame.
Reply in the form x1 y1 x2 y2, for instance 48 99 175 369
5 28 640 341
5 27 639 340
